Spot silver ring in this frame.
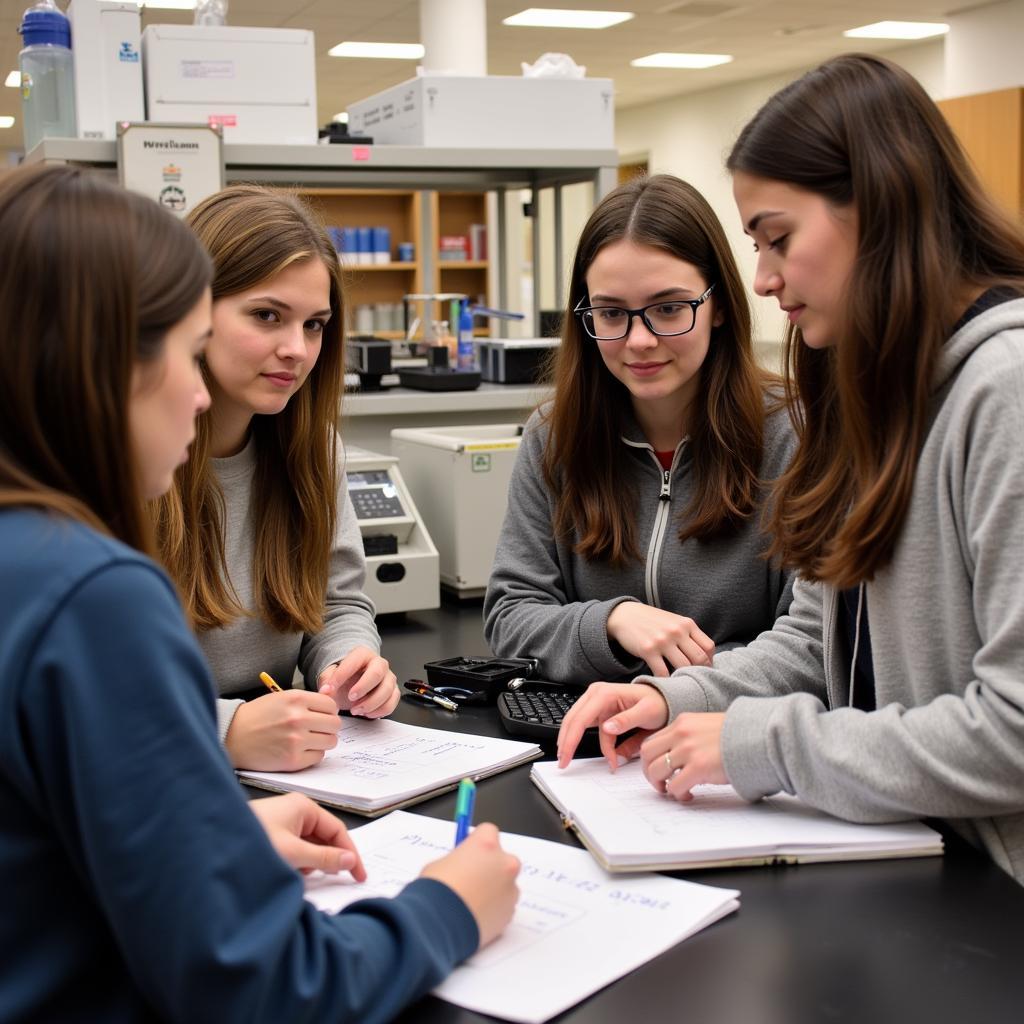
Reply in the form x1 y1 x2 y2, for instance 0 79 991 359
664 752 673 773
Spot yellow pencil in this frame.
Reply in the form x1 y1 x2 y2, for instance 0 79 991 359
259 671 284 693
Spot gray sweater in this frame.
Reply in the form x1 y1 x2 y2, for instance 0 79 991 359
201 436 380 739
484 400 797 684
645 299 1024 883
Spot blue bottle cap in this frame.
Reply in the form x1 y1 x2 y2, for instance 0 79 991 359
19 6 71 49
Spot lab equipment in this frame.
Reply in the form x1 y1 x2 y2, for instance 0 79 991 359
19 0 77 152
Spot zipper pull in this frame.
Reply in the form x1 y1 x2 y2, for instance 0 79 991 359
659 469 671 501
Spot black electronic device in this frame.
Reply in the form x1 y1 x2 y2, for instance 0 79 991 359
347 338 392 390
398 344 481 392
423 656 537 700
497 686 585 740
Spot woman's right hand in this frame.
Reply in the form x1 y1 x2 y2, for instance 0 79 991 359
419 823 520 949
606 601 715 677
224 690 341 771
557 681 670 769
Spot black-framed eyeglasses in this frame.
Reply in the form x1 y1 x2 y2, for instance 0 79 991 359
574 283 716 341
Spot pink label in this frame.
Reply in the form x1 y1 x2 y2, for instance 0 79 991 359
352 146 372 161
207 114 238 127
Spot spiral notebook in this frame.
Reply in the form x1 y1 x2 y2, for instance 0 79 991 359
532 758 944 872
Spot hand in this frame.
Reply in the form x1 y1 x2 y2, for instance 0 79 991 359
606 602 715 677
225 690 340 772
249 792 367 878
419 823 520 949
640 713 728 802
318 646 400 718
556 682 670 770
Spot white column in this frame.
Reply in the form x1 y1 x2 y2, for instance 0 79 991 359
419 0 487 76
945 0 1024 98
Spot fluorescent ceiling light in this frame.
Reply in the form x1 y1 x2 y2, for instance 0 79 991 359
631 52 732 69
329 41 425 59
5 71 20 88
0 116 15 128
138 0 196 8
503 8 634 29
332 112 349 124
844 21 949 40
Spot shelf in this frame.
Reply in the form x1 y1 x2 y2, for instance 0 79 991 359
439 260 488 270
342 382 551 417
342 262 420 272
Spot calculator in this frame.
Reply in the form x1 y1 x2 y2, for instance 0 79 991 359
497 687 585 740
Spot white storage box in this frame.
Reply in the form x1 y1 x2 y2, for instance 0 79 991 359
390 424 523 595
348 75 614 149
68 0 144 140
142 25 317 145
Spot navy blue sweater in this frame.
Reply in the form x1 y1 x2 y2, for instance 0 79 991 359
0 509 477 1023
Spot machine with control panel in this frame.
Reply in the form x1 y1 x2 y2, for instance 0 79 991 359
345 446 439 614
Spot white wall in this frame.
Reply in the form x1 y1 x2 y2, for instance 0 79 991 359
945 0 1024 99
612 41 945 348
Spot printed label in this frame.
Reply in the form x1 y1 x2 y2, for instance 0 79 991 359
181 60 234 80
471 454 492 473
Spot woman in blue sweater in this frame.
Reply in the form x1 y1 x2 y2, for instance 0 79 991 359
0 165 518 1022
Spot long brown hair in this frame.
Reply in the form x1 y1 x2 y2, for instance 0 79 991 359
545 174 773 566
0 165 211 553
727 53 1024 587
154 185 345 633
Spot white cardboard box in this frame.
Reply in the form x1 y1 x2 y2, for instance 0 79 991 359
348 75 614 149
141 25 317 145
68 0 144 140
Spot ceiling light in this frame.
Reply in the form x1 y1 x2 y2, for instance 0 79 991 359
0 116 15 129
329 41 425 60
137 0 196 8
332 112 349 124
631 52 732 69
5 71 20 88
843 21 949 40
503 8 634 29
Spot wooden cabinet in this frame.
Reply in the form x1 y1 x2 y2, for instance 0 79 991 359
300 187 493 339
938 87 1024 219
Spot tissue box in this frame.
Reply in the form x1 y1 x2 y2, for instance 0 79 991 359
347 75 614 149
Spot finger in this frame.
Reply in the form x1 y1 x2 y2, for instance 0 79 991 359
324 647 375 691
666 763 703 804
302 691 344 717
597 715 621 771
644 652 671 677
612 730 648 762
351 670 395 716
302 727 340 752
557 692 602 768
690 626 715 656
679 636 712 667
348 660 388 705
600 693 663 738
294 749 327 770
279 833 360 874
301 808 368 881
360 676 400 719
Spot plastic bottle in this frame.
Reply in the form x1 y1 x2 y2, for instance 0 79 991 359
18 0 77 153
457 300 477 371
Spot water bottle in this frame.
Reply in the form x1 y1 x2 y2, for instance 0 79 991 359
18 0 77 153
457 300 477 371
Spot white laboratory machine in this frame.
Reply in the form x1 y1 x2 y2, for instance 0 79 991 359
68 0 144 140
389 425 522 597
141 25 318 144
345 446 439 615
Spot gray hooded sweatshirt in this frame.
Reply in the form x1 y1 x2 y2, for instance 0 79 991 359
484 399 797 684
645 298 1024 883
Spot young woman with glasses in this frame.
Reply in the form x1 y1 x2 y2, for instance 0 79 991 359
484 174 797 684
154 186 400 773
558 55 1024 883
0 165 519 1021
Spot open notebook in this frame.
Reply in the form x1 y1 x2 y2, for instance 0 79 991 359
239 718 541 815
304 810 739 1024
533 758 944 872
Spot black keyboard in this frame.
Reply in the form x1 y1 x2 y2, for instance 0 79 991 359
497 688 584 739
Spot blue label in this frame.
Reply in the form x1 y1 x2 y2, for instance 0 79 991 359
118 41 140 63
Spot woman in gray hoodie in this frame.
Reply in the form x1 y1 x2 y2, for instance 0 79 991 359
559 54 1024 883
484 175 797 686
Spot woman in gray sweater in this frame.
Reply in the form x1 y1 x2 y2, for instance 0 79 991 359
155 186 399 771
559 55 1024 884
484 175 797 685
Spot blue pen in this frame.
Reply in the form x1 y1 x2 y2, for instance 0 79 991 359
454 778 476 846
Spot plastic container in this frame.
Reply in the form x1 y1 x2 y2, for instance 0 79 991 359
457 300 477 371
18 0 77 152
